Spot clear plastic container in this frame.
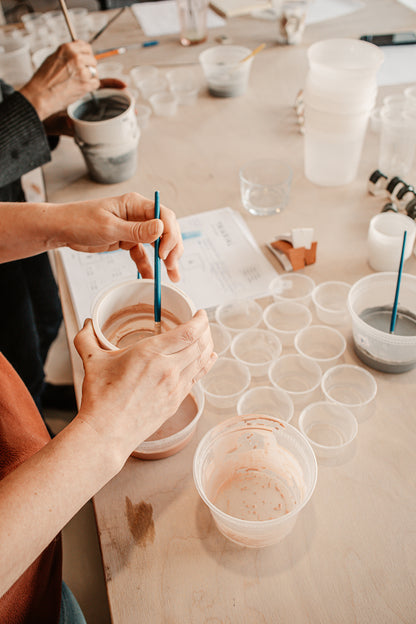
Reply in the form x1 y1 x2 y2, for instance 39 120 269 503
209 322 231 357
130 65 159 88
132 383 204 460
199 45 253 98
263 300 312 346
268 354 322 408
294 325 346 371
193 415 317 547
321 364 377 423
348 272 416 373
298 401 358 464
166 67 199 105
135 103 152 129
312 281 351 325
215 299 263 333
200 357 251 409
269 274 316 307
237 385 294 423
149 92 178 116
231 329 282 377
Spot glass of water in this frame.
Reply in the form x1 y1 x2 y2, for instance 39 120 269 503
239 158 293 216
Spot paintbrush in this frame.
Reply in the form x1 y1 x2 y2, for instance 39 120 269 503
154 191 162 335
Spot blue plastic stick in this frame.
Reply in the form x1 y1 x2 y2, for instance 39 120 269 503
389 230 407 334
154 191 161 325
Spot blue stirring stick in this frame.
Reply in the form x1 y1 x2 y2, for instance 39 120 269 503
389 230 407 334
154 191 161 333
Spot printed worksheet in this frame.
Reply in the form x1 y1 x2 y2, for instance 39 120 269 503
59 207 278 327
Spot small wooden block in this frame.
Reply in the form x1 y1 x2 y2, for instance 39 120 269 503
304 241 318 265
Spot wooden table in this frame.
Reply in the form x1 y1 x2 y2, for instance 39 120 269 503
45 2 416 621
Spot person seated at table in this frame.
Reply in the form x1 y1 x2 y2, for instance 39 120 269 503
0 40 125 417
0 192 216 623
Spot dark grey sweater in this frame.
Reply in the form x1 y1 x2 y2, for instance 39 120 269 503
0 79 52 201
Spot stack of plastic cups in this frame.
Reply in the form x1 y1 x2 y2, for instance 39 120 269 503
303 39 384 186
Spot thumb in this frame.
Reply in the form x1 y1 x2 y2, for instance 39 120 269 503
74 318 101 362
129 219 164 244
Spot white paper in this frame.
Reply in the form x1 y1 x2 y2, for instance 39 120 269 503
377 45 416 86
131 0 225 37
59 207 278 328
305 0 365 24
397 0 416 12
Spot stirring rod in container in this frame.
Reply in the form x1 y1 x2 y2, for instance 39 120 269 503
389 230 407 334
154 191 162 335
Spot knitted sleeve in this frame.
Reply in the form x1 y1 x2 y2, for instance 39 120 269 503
0 88 52 186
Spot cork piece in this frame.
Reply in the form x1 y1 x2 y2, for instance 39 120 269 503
270 239 317 271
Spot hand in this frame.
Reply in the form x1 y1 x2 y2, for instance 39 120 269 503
55 192 184 282
74 311 216 460
42 78 128 137
20 41 100 121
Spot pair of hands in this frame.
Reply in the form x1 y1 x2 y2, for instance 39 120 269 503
20 41 124 136
58 192 216 459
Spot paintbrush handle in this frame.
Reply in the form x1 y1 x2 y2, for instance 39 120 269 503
58 0 77 41
154 191 161 325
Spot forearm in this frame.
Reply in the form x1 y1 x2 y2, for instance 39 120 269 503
0 415 123 597
0 202 65 262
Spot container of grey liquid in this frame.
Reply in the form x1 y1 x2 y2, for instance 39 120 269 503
67 89 140 184
348 272 416 373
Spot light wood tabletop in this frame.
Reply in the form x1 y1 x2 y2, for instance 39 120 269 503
44 1 416 622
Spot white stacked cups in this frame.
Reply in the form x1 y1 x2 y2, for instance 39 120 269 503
303 39 384 186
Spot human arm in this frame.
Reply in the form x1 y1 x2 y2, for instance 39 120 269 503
0 311 216 597
0 192 184 281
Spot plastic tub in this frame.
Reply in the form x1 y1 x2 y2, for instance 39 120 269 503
321 364 377 422
215 299 263 333
312 281 351 325
200 357 251 409
269 274 316 306
149 91 178 116
268 354 322 408
263 301 312 346
199 45 253 97
298 401 358 464
231 329 282 377
209 322 232 357
237 386 294 423
294 325 346 371
347 273 416 373
193 415 317 547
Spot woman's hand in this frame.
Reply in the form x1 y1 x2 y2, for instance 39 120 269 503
20 41 100 121
55 192 183 282
74 311 216 463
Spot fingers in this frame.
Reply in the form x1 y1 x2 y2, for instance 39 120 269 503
147 310 212 359
74 318 101 362
129 244 153 278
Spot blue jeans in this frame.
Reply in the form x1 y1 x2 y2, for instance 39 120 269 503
59 582 87 624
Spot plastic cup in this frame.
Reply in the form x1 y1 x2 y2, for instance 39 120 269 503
367 212 416 272
215 299 263 333
378 106 416 178
347 272 416 373
199 46 253 98
176 0 208 46
130 65 159 88
268 354 322 409
139 75 169 101
209 322 231 357
193 415 317 547
200 357 251 409
91 278 195 351
135 103 152 129
132 382 205 460
263 301 312 346
312 281 351 326
231 329 282 378
150 92 178 116
21 12 46 33
298 401 358 464
269 274 316 306
307 38 384 90
321 364 377 422
237 386 294 423
239 159 293 216
0 38 32 86
294 325 346 371
166 68 199 105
